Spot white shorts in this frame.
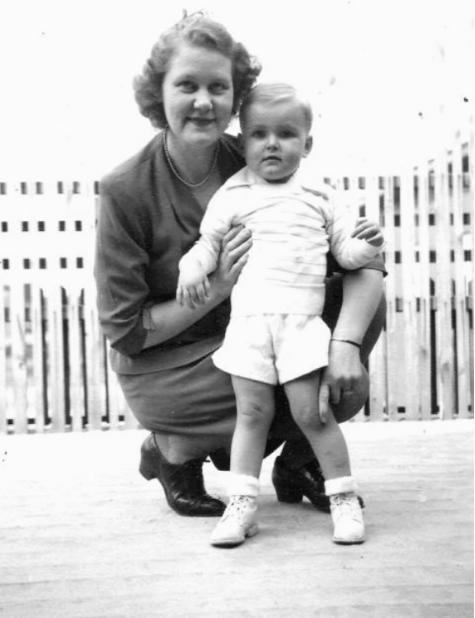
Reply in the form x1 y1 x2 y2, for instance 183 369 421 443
212 314 330 385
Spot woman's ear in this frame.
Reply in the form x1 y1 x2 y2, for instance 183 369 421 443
303 135 313 157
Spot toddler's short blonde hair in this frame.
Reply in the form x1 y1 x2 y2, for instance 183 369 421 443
239 83 313 133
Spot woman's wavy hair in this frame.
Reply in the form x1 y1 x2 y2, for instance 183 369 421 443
133 11 262 128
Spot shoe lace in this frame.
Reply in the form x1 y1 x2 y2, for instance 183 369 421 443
331 493 361 521
222 496 255 522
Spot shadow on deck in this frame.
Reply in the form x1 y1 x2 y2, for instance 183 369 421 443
1 419 473 618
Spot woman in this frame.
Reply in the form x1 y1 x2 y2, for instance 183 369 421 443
94 12 385 517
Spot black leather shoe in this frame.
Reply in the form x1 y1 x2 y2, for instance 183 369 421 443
139 434 226 517
272 456 365 513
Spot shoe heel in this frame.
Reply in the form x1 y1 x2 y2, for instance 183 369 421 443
139 459 157 481
274 482 303 504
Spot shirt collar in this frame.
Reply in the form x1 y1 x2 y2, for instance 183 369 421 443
226 166 303 190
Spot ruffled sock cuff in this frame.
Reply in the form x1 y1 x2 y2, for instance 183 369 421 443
325 476 358 496
227 473 260 497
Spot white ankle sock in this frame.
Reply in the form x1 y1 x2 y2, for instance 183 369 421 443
227 473 260 498
324 476 358 496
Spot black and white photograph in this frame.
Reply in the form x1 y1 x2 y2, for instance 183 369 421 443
1 1 473 616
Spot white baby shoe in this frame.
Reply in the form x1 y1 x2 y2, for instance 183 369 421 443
325 476 365 545
210 495 259 547
329 492 365 544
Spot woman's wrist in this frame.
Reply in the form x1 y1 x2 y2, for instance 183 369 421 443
142 304 157 330
330 337 362 349
208 273 231 303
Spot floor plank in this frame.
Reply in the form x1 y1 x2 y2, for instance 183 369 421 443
1 419 473 617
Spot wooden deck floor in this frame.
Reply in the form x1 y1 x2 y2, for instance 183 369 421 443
1 419 473 618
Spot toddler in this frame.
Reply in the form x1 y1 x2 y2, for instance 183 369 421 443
177 83 384 547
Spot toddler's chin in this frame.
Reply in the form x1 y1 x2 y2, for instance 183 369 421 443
262 172 292 184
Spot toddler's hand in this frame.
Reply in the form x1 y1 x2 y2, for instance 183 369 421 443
351 216 384 247
176 263 210 309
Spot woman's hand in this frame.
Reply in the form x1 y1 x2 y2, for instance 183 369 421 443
318 340 366 423
210 224 252 299
351 216 384 247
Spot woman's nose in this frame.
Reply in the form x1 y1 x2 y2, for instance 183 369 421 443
193 91 212 112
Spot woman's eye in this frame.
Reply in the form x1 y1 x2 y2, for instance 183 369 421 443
178 81 196 92
210 82 228 94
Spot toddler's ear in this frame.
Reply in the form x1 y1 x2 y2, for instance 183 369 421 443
303 136 313 157
237 133 244 149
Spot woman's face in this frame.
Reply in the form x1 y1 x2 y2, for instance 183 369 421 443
161 43 234 149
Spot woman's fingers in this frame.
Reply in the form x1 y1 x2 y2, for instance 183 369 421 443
318 379 330 424
229 252 250 277
202 277 211 298
351 217 373 237
365 230 384 247
351 217 383 247
222 225 252 263
211 224 252 298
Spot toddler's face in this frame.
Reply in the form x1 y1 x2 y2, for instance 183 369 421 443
241 100 312 183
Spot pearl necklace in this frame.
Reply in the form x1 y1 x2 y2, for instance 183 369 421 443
163 129 218 188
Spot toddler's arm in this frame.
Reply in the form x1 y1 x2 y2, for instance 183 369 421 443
176 191 235 308
327 190 384 270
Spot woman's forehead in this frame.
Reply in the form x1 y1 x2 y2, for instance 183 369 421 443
167 43 232 79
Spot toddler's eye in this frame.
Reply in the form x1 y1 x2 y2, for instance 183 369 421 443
251 130 266 139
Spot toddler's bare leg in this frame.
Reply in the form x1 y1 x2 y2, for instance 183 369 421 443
230 376 276 478
210 376 274 547
284 371 365 545
283 371 351 480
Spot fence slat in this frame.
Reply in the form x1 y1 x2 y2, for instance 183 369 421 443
382 177 400 420
452 137 472 417
46 284 66 431
30 283 45 432
399 172 420 419
433 169 456 418
415 165 432 418
0 284 7 433
83 286 107 430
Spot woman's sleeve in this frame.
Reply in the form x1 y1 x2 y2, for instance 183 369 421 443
94 182 150 356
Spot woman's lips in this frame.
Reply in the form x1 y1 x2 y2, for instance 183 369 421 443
188 117 215 126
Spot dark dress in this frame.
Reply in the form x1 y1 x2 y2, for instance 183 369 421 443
94 131 385 442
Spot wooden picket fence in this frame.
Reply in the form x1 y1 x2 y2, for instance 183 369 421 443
0 141 473 433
